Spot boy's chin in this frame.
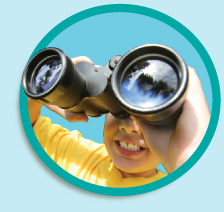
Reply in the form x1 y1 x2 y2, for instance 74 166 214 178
113 160 157 178
116 165 157 178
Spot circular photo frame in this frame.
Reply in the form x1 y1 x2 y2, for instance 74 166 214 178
20 4 220 196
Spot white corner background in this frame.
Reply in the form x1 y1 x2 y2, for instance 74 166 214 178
1 1 223 211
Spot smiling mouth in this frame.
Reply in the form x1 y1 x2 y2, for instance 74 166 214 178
117 141 145 151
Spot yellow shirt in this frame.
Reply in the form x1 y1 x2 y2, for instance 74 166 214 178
34 116 167 187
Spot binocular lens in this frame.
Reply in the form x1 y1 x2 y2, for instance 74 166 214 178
22 44 188 125
121 59 178 108
33 57 62 94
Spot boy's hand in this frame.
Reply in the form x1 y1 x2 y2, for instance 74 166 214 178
29 56 94 125
44 104 88 123
131 67 210 173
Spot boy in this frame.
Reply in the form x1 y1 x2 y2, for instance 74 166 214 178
28 56 210 187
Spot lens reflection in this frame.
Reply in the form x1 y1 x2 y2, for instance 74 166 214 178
33 58 62 94
121 59 178 108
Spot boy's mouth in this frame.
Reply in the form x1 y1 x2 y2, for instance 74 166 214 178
116 141 146 151
115 140 146 157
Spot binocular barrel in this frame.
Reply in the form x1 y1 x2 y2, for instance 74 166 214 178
22 44 188 125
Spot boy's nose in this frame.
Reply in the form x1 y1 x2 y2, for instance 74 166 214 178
119 117 141 135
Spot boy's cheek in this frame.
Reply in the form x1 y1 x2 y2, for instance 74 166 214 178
105 114 120 130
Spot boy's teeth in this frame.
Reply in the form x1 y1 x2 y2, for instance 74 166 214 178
118 141 141 151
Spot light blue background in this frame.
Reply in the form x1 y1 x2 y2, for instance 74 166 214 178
1 0 223 211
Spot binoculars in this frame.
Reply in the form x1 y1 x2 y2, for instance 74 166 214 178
22 44 188 125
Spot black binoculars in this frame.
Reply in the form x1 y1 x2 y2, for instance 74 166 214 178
22 44 188 125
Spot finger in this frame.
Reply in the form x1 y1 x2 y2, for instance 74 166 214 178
71 56 94 65
185 67 207 103
44 104 88 122
182 67 210 118
64 111 89 123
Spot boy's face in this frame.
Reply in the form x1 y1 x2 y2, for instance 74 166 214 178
104 113 161 177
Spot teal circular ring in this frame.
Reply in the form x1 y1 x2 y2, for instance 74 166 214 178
20 4 221 196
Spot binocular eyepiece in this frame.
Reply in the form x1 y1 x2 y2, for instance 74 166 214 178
22 44 188 125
